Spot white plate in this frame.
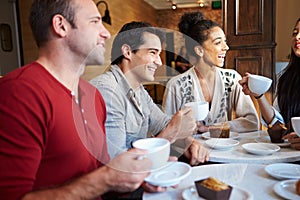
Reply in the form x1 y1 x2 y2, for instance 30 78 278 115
182 186 253 200
205 138 239 150
145 162 191 187
274 180 299 199
242 143 280 155
255 136 290 147
201 132 239 140
265 163 300 180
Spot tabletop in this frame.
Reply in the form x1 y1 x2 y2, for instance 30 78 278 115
195 130 300 164
143 163 286 200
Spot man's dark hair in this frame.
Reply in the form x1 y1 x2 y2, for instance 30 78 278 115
29 0 77 47
111 21 166 65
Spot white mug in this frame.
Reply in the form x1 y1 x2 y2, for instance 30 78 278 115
291 117 300 137
248 74 272 95
184 101 209 121
132 138 170 170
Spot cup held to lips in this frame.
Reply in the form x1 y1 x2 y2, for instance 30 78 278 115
184 101 209 121
132 138 170 170
291 117 300 137
248 74 272 95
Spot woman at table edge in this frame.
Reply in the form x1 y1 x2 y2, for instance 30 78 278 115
239 18 300 150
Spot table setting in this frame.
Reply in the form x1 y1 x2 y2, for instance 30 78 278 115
143 163 300 200
193 130 300 164
136 127 300 199
142 75 300 199
143 126 300 199
189 74 300 163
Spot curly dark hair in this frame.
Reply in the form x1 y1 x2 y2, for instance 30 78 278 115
178 12 219 57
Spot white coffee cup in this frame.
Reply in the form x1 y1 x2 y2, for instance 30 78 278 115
132 138 170 170
184 101 209 121
248 74 272 95
291 117 300 137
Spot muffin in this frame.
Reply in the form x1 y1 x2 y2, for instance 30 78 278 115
195 177 232 200
296 179 300 195
209 122 230 138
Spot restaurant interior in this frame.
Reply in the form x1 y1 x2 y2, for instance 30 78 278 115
1 0 300 199
1 0 299 106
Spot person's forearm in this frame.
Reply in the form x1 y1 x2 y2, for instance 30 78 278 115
170 136 194 149
157 124 178 143
22 167 110 200
257 95 275 124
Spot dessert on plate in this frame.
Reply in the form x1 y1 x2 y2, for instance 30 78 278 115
195 177 232 200
296 179 300 195
209 122 230 138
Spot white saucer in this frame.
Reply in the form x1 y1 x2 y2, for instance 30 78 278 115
274 180 299 199
182 187 199 200
205 138 239 150
201 132 239 140
145 162 191 187
242 143 280 155
255 136 290 147
182 186 253 200
265 163 300 180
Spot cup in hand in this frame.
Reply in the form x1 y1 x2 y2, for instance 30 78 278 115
132 138 170 170
248 74 272 95
184 101 209 121
291 117 300 137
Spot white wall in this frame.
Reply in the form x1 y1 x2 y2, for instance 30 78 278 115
276 0 300 62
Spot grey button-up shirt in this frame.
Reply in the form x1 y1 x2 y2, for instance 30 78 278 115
90 65 170 158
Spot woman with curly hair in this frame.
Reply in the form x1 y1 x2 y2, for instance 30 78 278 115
163 12 259 133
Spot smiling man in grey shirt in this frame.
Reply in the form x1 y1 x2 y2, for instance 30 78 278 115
91 21 209 166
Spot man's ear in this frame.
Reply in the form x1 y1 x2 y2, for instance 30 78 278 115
194 46 204 57
52 14 68 37
121 44 132 60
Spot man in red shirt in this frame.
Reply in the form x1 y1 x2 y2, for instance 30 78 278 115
0 0 152 199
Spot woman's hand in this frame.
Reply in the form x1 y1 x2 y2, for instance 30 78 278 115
238 72 260 96
283 132 300 150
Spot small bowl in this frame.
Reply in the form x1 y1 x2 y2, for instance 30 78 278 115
248 74 272 95
291 117 300 137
